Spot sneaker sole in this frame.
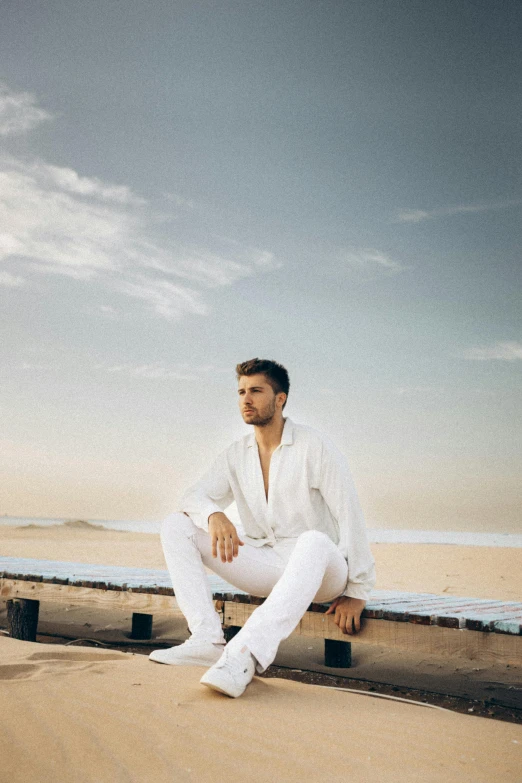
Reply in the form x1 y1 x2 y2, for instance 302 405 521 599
199 672 245 698
200 681 236 697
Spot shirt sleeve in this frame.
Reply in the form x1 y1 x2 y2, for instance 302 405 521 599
177 449 234 532
317 440 376 601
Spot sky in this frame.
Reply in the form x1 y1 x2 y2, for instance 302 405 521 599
0 0 520 532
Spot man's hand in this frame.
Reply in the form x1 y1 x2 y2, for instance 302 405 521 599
325 596 366 635
208 512 244 563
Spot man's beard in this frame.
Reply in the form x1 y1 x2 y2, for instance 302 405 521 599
244 398 276 426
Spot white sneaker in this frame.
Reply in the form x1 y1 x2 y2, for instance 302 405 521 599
199 643 256 698
149 638 225 666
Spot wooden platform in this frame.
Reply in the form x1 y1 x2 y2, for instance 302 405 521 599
1 557 521 665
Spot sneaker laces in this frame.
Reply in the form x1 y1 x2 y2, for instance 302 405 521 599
216 645 253 675
214 646 232 669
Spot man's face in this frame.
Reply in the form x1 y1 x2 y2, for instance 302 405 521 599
238 373 282 426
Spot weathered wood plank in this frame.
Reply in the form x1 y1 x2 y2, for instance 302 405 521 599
1 557 521 636
0 579 223 618
223 602 522 665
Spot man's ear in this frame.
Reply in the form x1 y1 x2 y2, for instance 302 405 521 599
277 392 287 409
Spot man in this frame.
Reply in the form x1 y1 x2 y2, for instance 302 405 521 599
150 358 376 698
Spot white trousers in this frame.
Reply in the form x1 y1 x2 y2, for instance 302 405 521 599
160 512 349 673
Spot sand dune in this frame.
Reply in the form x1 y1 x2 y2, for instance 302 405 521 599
19 519 107 531
1 636 520 783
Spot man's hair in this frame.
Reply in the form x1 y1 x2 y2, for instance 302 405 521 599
235 358 290 409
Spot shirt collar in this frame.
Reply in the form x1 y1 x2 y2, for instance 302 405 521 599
247 417 294 448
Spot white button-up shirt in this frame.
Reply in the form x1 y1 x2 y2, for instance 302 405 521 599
179 417 376 600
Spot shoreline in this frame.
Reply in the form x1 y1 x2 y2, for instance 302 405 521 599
1 517 521 547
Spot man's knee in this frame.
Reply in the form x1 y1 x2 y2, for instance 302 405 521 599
160 512 197 545
295 529 332 551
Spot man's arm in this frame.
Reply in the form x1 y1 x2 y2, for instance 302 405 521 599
316 439 376 634
179 450 243 562
179 449 234 532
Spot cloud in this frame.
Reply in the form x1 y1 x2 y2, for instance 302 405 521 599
0 270 25 287
0 82 53 136
163 192 196 209
0 159 133 278
341 248 406 276
107 364 197 380
105 362 223 380
20 362 54 370
118 276 207 321
393 385 444 396
0 155 279 320
395 209 433 224
144 250 253 288
465 341 522 362
0 81 280 321
44 164 145 205
252 250 281 270
394 200 521 224
98 305 119 319
213 236 283 272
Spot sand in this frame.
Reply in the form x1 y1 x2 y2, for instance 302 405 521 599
1 524 521 782
1 636 521 783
